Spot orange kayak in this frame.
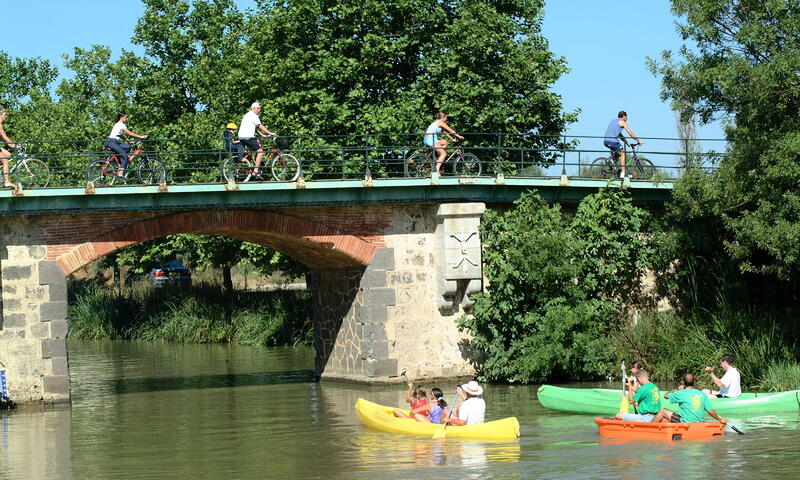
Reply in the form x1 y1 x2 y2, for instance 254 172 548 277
594 418 725 441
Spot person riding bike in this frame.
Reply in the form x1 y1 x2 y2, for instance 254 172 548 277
424 111 464 175
603 111 643 179
223 122 243 161
104 112 148 180
238 102 278 177
0 108 19 188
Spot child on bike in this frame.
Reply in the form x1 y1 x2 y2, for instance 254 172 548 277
0 109 19 188
424 111 464 175
223 123 243 161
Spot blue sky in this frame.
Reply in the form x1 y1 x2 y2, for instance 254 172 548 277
0 0 724 146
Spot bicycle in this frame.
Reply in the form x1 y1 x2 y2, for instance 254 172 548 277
404 140 482 177
591 139 655 180
6 144 51 188
87 140 166 185
221 135 301 183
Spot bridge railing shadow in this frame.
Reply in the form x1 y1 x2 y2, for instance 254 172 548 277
10 134 727 189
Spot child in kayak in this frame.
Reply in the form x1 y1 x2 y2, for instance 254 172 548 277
407 387 450 423
393 382 429 421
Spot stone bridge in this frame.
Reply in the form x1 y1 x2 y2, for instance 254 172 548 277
0 203 486 404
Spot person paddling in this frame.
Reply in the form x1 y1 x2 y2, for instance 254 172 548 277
444 381 486 426
702 355 742 399
614 369 661 422
651 373 727 425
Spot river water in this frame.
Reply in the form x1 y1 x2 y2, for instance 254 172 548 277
1 340 799 479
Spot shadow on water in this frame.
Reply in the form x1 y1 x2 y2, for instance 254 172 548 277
107 369 316 395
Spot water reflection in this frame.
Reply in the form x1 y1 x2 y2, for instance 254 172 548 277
0 407 72 480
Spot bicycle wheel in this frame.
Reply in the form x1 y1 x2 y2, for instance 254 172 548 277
137 155 167 184
632 157 656 180
221 157 252 183
590 157 616 179
87 159 114 185
271 153 301 182
15 158 51 188
453 153 482 177
405 153 432 177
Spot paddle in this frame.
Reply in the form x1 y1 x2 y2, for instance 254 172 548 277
729 424 745 435
432 389 461 439
619 362 629 414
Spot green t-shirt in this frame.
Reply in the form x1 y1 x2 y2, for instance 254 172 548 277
668 388 712 422
633 382 661 414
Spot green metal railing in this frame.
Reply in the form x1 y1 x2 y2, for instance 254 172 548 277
8 133 727 188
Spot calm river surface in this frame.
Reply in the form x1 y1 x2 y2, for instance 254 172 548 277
2 339 799 479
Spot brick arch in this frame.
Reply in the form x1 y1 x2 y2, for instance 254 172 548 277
56 210 380 275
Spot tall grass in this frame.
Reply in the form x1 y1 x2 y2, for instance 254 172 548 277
68 280 313 347
611 307 800 391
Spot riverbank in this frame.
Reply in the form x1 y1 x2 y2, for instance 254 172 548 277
67 280 312 347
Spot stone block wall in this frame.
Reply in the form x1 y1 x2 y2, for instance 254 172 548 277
0 250 69 404
314 203 486 384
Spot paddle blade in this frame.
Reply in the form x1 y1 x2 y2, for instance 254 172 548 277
432 426 447 439
618 395 629 414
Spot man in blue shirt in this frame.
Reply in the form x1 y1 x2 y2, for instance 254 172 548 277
603 111 643 179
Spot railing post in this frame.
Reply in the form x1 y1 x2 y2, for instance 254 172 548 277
364 134 371 179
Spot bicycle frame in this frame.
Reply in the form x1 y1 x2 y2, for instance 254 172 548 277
103 143 144 171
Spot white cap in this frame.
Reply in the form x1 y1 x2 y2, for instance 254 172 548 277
251 102 261 109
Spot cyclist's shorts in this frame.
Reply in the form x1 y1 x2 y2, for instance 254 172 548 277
604 140 623 152
240 137 261 151
424 134 438 147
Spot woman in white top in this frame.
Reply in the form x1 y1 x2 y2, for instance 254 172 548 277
103 112 148 178
424 111 463 175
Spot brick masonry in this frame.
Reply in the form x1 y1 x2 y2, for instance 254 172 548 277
0 203 486 403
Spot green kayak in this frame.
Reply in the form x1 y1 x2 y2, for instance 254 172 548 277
536 385 800 416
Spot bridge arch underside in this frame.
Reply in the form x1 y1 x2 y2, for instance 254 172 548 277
57 210 378 275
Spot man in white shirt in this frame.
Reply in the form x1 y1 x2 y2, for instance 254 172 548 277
238 102 277 177
444 381 486 425
703 355 742 398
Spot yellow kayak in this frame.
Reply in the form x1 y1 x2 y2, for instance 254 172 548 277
354 398 520 440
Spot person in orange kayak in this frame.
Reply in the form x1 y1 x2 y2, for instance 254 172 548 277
614 369 661 422
651 373 728 425
393 382 429 421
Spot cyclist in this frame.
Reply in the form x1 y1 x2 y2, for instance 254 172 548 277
603 111 643 179
424 111 464 175
0 109 19 188
238 102 278 177
104 112 148 180
223 122 243 161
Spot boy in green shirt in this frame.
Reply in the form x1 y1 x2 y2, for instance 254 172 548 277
614 369 661 422
652 373 728 424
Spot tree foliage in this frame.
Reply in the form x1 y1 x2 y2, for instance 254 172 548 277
459 188 655 383
648 1 800 314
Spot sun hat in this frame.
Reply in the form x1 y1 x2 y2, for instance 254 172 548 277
226 123 237 129
460 380 483 396
250 102 262 109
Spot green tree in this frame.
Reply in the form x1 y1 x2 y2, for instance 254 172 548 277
459 188 654 382
649 0 800 310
